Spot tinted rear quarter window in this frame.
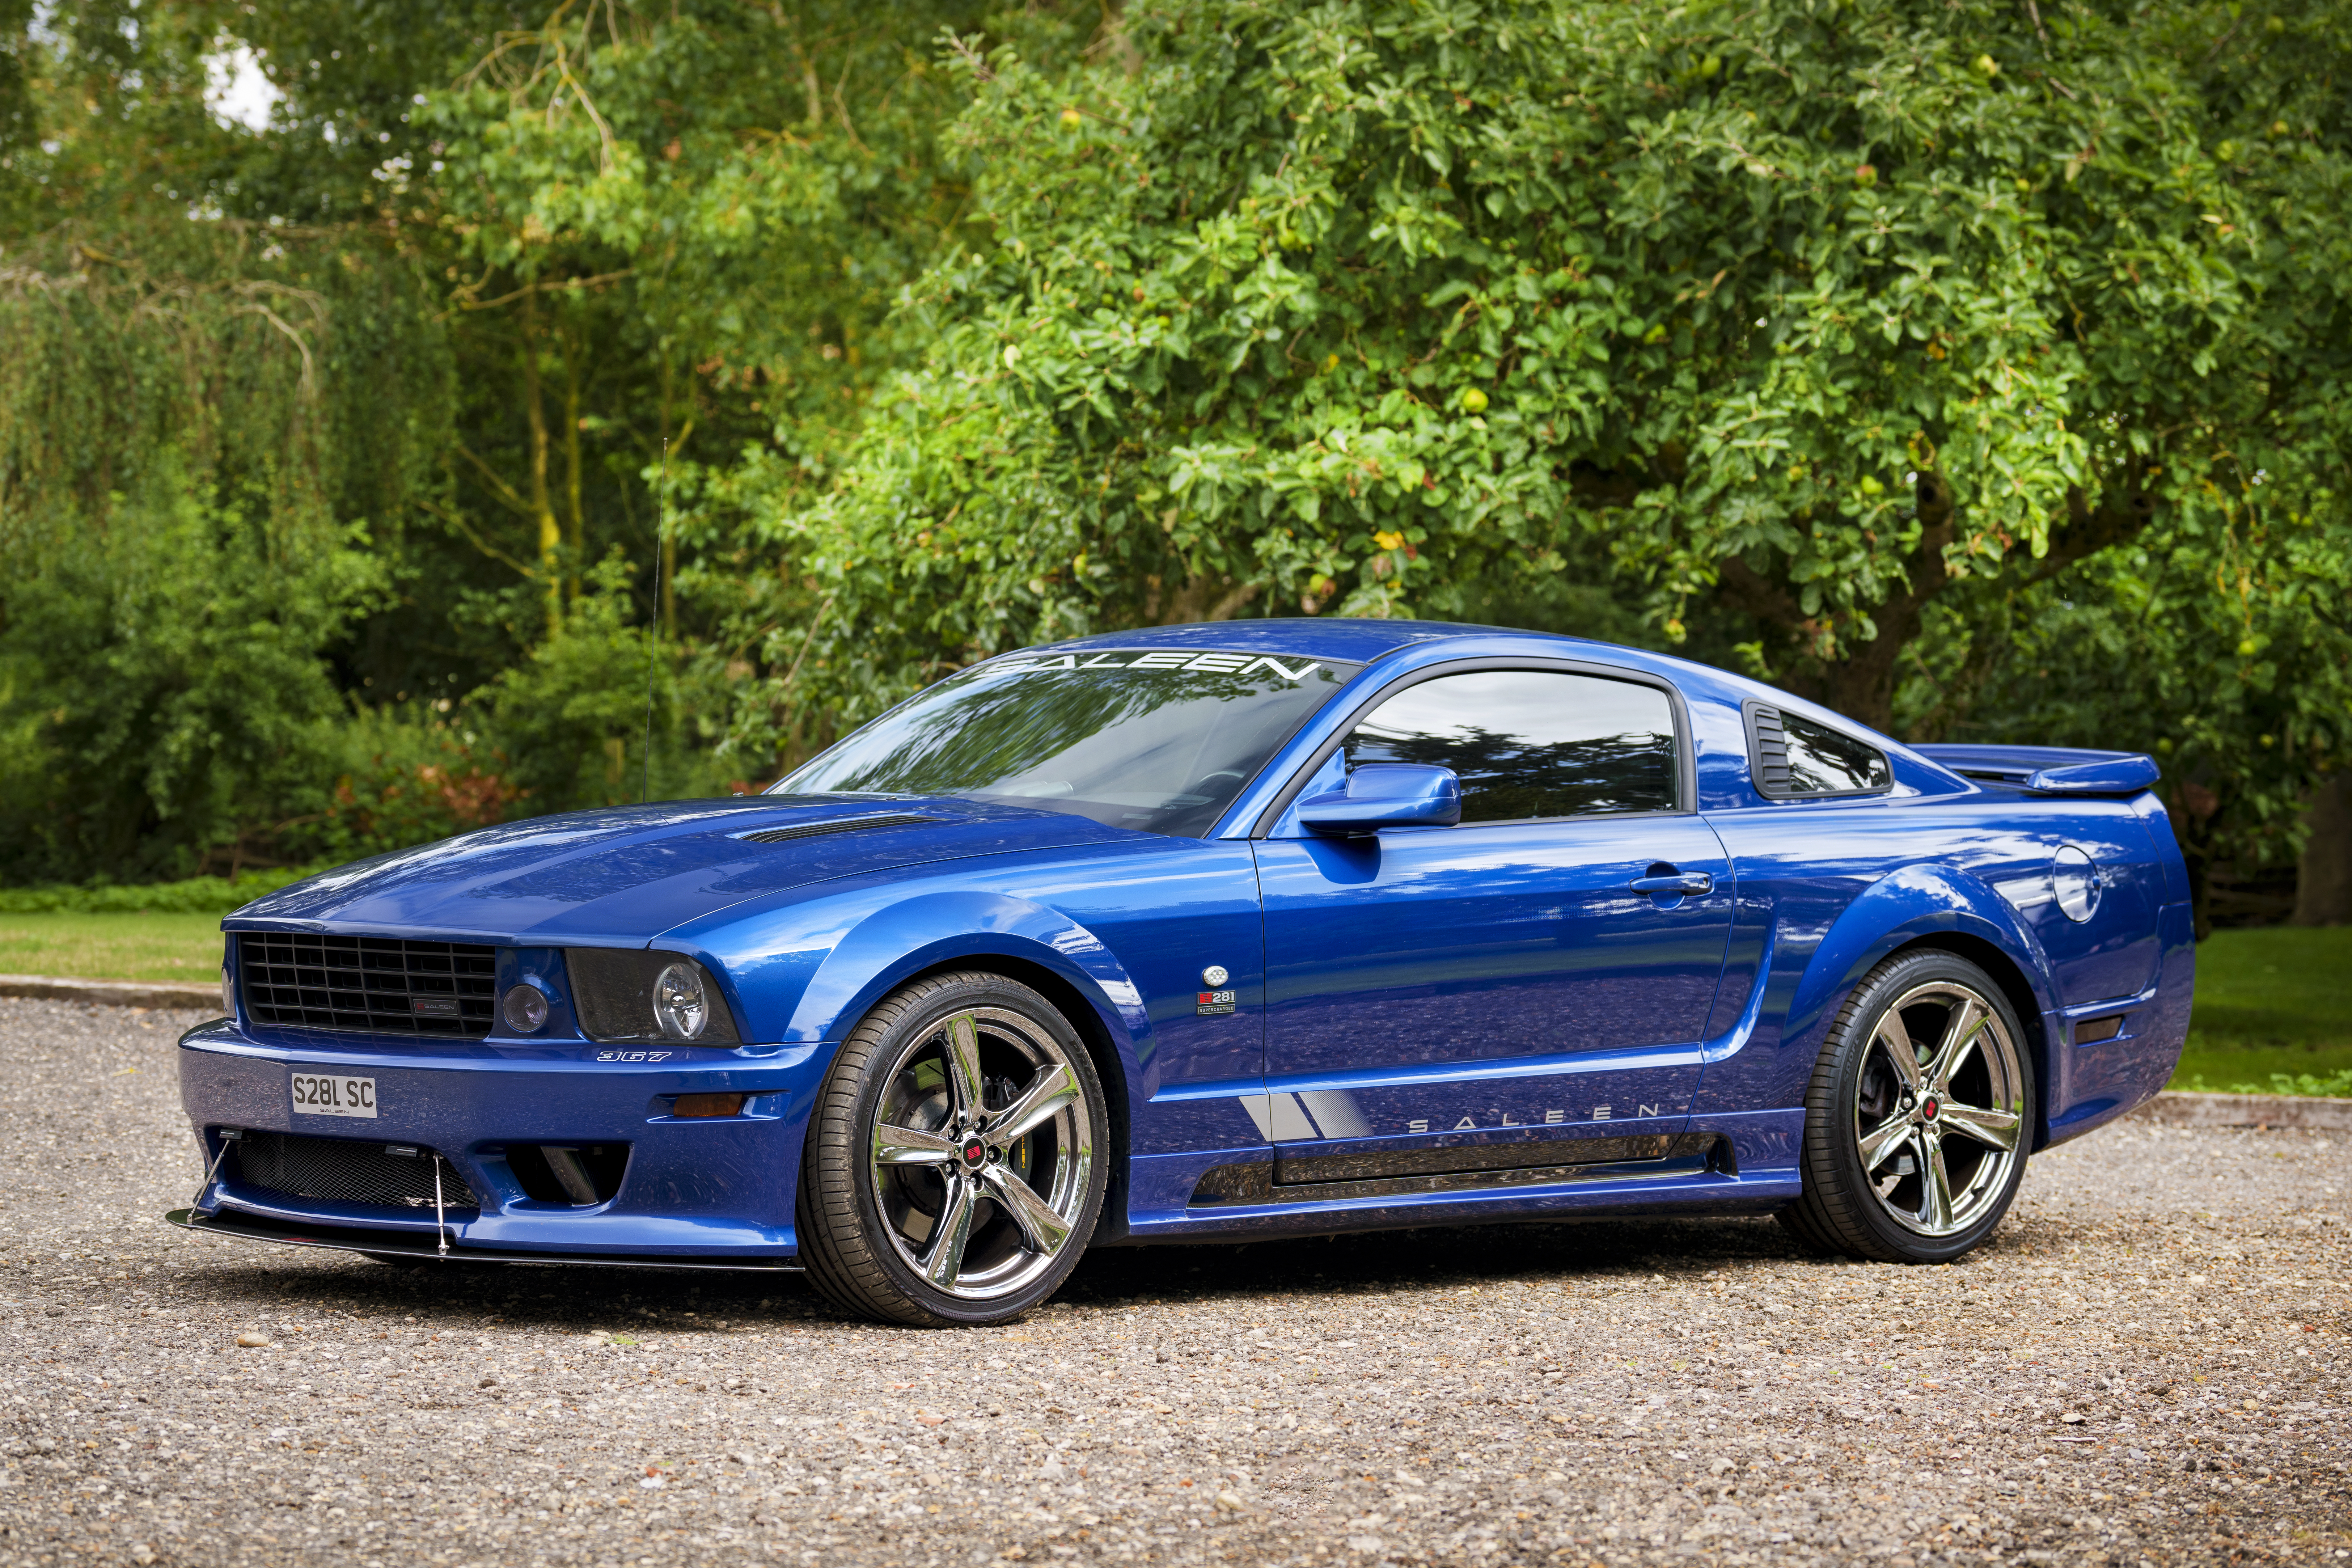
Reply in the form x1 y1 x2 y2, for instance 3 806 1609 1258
1749 702 1891 797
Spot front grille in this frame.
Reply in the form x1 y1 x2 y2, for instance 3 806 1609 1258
229 1130 485 1211
239 932 496 1037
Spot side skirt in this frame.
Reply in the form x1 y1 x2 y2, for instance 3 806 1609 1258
1190 1131 1726 1207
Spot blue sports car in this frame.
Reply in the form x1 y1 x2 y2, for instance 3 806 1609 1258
170 620 2190 1325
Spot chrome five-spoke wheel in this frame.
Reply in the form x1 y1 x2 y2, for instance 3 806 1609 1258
799 972 1108 1326
1785 950 2036 1264
869 1007 1094 1300
1852 980 2026 1238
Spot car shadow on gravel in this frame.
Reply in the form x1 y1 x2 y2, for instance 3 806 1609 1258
170 1212 1826 1331
1066 1214 1818 1308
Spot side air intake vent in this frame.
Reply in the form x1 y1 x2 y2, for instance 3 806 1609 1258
1749 705 1792 794
737 812 941 845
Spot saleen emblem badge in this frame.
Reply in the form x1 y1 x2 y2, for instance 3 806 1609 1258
1401 1103 1669 1133
1196 989 1237 1016
993 652 1323 682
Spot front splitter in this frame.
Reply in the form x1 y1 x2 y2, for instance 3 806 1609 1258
165 1208 804 1272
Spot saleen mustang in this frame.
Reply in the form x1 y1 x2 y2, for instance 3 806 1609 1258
170 620 2190 1325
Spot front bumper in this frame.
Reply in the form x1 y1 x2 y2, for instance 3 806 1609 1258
176 1019 830 1261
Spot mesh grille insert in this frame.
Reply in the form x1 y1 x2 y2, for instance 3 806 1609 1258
229 1130 484 1210
239 932 496 1037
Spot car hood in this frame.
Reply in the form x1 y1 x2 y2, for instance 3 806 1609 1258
223 796 1142 945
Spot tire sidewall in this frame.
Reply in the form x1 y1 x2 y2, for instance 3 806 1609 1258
1821 951 2036 1263
813 973 1110 1326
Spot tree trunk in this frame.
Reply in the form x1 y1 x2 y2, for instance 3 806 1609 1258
661 529 676 642
2169 783 2220 942
562 325 585 609
520 295 562 637
1707 470 2157 736
2292 773 2352 926
1716 472 1959 732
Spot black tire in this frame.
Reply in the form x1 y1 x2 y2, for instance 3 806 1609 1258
1782 949 2035 1264
795 971 1109 1327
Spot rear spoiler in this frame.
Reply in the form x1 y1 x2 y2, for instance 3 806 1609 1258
1913 744 2161 797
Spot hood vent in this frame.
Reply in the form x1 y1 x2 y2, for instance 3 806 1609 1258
736 811 943 846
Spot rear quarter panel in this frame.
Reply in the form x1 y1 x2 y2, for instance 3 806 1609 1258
1698 788 2186 1155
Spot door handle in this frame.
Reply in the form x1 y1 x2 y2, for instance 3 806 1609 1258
1630 871 1713 895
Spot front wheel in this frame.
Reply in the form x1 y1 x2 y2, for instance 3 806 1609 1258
1781 950 2034 1264
796 972 1108 1326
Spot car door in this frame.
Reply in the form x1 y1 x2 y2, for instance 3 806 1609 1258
1252 662 1735 1185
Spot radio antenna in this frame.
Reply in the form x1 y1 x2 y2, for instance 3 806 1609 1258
643 435 666 806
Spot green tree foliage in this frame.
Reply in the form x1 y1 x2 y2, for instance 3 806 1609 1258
0 473 383 880
767 0 2352 740
0 0 1056 877
409 0 1002 644
1900 496 2352 934
0 0 2346 932
0 0 448 879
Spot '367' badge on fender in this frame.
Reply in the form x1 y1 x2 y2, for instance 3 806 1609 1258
1195 989 1237 1016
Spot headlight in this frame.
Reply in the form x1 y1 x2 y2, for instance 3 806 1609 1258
652 963 708 1040
564 950 741 1045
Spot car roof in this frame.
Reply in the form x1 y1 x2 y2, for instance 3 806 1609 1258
1023 617 1943 772
1028 617 1607 664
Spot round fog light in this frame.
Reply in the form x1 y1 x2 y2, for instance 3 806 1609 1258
501 984 550 1034
652 962 709 1040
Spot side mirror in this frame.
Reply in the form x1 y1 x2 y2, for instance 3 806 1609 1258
1297 764 1462 837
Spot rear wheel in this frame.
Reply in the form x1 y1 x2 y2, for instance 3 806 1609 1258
796 972 1107 1326
1781 950 2033 1263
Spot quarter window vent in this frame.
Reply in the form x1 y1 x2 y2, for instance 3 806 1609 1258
1750 705 1793 794
737 812 942 845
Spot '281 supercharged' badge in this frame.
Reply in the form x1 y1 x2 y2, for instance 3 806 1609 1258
1195 989 1237 1016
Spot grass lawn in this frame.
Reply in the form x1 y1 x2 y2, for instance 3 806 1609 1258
0 912 2343 1092
2171 925 2352 1094
0 912 226 985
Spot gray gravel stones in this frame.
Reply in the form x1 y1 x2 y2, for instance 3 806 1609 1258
1 994 2348 1566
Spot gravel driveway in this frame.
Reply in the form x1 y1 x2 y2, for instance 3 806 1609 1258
3 997 2347 1567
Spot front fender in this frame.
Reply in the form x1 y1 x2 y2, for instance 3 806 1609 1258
783 889 1156 1098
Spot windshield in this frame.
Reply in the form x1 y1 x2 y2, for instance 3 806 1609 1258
775 649 1361 837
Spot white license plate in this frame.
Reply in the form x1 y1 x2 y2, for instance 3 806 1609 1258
291 1074 378 1119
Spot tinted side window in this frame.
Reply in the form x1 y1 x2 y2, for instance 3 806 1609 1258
1752 704 1891 795
1342 670 1679 823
